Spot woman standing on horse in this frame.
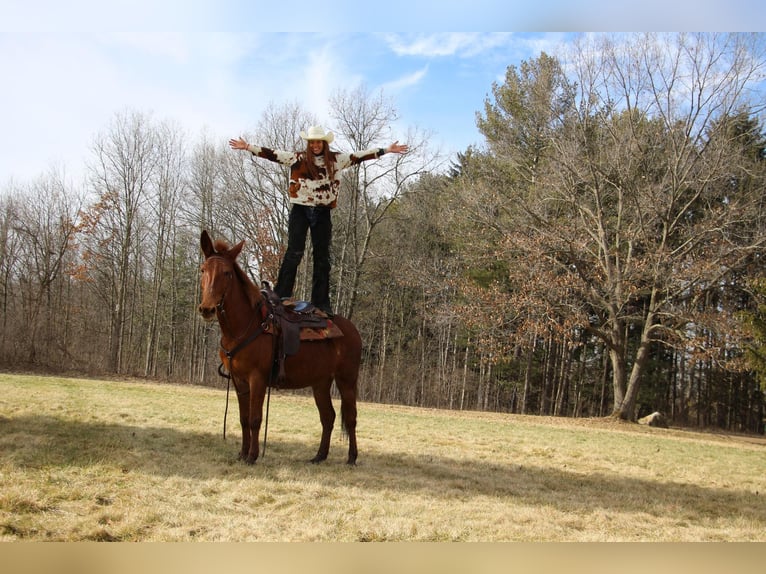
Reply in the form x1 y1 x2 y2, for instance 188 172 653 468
229 126 408 316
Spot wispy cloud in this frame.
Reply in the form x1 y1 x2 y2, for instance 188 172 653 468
381 66 429 93
384 33 514 58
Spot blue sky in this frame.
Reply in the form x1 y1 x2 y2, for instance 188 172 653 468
1 2 764 185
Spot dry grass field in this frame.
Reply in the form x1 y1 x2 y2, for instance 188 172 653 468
1 372 765 542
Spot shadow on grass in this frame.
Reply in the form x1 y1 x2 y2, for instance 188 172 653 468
2 413 765 527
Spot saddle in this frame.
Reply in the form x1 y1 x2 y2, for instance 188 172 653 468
260 283 343 385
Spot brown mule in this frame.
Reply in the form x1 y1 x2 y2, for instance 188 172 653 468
198 230 362 464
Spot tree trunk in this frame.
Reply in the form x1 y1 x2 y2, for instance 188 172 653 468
521 334 536 415
615 312 657 421
609 320 630 419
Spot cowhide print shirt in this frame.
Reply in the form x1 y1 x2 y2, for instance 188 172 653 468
244 145 385 208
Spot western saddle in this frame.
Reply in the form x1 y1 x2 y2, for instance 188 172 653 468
260 282 342 386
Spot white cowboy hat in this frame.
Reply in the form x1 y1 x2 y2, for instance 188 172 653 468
299 125 334 143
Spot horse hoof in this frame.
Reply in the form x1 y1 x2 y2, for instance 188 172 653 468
310 456 326 464
245 456 257 465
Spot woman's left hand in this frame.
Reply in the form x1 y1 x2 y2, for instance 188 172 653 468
387 141 409 154
229 137 249 151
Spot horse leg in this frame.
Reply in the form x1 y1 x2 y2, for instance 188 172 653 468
245 384 266 465
233 378 251 461
335 376 359 465
310 384 336 463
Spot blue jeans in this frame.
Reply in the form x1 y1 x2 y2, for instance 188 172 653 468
274 205 333 312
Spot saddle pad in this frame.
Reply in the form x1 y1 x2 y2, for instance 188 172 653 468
299 320 344 341
264 319 344 341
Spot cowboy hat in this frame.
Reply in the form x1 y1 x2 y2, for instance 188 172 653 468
299 125 334 143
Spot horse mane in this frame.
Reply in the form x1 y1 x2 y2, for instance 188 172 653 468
213 239 262 310
213 239 233 253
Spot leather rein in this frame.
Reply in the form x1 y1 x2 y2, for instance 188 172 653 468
209 258 272 373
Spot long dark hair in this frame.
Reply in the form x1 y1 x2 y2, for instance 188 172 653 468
303 140 336 181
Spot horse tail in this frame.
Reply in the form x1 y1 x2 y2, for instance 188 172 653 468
333 315 360 448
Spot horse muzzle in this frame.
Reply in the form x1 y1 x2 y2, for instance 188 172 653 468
198 304 216 321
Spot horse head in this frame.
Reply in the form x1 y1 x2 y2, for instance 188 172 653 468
198 230 250 321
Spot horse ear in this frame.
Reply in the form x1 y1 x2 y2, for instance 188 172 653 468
200 230 215 257
230 240 245 260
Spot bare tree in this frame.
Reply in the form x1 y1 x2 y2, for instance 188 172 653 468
0 170 81 364
330 85 442 317
143 120 186 377
84 109 160 372
185 132 225 384
0 189 21 358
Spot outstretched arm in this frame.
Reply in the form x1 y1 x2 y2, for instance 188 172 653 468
326 140 410 169
228 138 297 166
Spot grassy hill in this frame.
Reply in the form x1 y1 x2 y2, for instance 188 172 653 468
1 372 764 542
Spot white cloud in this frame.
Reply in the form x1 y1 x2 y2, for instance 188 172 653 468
301 45 347 124
381 66 429 93
384 33 514 58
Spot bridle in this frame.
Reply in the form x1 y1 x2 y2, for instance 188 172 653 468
203 255 271 366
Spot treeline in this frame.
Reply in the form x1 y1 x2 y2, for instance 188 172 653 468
1 33 765 433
